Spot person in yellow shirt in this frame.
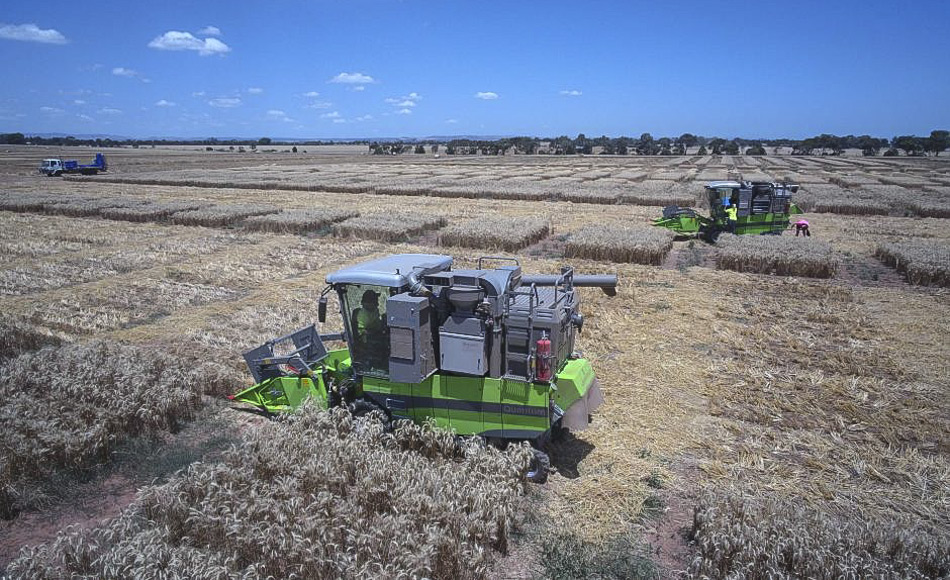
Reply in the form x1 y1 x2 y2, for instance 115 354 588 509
725 203 738 234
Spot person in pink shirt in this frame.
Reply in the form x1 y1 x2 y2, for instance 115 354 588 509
791 219 810 237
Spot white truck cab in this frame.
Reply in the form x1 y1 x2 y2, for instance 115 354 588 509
40 159 65 176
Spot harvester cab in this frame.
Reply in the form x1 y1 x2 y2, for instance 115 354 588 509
653 179 802 240
231 253 618 482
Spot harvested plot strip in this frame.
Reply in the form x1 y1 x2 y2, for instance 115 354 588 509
333 211 447 242
715 234 840 278
170 204 279 227
565 225 674 265
241 208 359 234
558 184 626 205
439 216 549 251
7 406 531 579
875 240 950 287
28 279 240 334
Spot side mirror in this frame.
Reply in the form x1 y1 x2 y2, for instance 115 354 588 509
318 296 327 323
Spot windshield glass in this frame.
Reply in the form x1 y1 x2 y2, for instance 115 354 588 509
340 284 391 377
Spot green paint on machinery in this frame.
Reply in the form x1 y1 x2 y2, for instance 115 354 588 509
652 179 803 241
230 254 617 482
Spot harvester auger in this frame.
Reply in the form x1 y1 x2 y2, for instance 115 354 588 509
652 179 803 241
231 254 617 482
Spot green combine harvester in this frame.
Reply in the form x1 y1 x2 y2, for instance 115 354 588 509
231 254 617 482
652 179 803 241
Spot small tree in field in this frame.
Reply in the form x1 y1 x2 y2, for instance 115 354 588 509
414 144 426 154
926 130 949 156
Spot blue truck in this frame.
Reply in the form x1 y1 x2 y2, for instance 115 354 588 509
39 153 108 176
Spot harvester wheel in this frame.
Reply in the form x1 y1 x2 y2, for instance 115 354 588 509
526 449 550 484
349 399 392 430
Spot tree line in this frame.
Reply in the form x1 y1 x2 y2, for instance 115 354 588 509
3 130 947 157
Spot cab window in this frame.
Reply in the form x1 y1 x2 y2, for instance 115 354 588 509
341 284 391 376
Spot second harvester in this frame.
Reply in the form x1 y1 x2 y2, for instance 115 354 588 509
653 179 802 241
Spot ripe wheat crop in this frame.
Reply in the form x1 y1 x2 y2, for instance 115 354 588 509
689 493 950 579
100 201 208 222
241 208 359 234
565 225 674 265
8 405 533 579
333 211 447 242
439 216 549 251
875 239 950 287
0 340 233 519
715 234 840 278
170 204 279 227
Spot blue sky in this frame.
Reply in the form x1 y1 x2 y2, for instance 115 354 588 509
1 0 948 140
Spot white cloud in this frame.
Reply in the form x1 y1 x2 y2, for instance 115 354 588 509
350 85 366 92
445 119 458 124
0 23 67 44
208 97 241 108
305 101 333 110
303 91 321 97
112 67 138 77
73 99 86 105
475 92 499 100
247 87 263 94
97 107 122 115
155 99 175 107
198 26 221 36
332 118 346 124
386 93 421 107
320 111 341 119
267 109 294 122
77 114 94 121
40 106 65 114
559 89 582 96
148 31 231 56
192 91 206 97
328 72 375 84
395 108 412 115
355 114 373 122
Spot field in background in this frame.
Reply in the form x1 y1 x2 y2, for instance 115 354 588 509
1 146 948 578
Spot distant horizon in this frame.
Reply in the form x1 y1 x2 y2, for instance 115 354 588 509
6 129 941 144
2 0 948 139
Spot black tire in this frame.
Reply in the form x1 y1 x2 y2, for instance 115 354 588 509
526 449 550 484
349 399 392 430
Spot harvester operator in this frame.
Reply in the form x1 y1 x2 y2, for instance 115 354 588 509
353 289 385 368
725 203 738 234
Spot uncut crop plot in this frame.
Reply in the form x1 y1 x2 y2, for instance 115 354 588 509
2 149 950 577
715 234 840 278
565 225 674 265
438 216 550 251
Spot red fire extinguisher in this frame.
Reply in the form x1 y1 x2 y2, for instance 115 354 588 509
536 332 552 382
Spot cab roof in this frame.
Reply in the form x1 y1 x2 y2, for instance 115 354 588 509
326 253 453 287
706 180 742 189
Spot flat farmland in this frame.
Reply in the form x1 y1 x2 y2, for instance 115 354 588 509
1 147 949 578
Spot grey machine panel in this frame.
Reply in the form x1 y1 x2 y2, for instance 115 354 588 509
387 293 435 384
439 315 487 376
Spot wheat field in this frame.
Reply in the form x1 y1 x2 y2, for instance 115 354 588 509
1 147 949 578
